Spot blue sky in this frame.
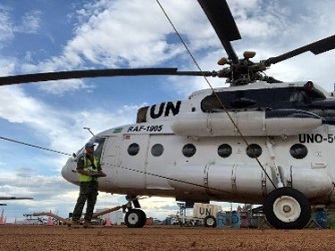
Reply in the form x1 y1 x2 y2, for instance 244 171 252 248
1 0 335 223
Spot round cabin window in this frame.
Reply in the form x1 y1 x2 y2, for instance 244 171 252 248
290 144 308 159
246 144 262 158
128 143 140 156
151 144 164 157
182 144 196 158
218 144 232 158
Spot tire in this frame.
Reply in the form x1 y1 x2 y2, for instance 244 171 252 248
263 187 311 229
137 209 147 228
204 215 217 228
124 209 147 228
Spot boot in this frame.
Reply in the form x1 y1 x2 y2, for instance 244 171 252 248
83 219 94 229
69 219 81 228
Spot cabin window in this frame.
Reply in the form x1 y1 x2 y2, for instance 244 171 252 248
290 144 308 159
182 144 196 158
218 144 232 158
136 106 149 123
151 144 164 157
246 144 262 158
201 95 223 112
200 86 327 113
127 143 140 156
289 91 306 103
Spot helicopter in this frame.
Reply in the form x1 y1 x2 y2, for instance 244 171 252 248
1 0 335 229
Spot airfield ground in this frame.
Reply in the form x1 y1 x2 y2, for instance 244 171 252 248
0 225 333 251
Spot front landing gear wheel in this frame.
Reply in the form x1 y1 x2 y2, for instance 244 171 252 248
204 215 216 228
264 187 311 229
124 209 147 228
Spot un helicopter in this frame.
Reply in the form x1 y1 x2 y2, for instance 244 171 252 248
1 0 335 229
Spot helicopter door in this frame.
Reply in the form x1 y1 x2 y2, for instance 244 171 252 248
97 136 122 190
146 135 175 190
116 134 149 188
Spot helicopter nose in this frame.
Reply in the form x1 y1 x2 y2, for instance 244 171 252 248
61 157 79 185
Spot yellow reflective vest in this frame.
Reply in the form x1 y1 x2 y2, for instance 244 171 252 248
79 154 100 182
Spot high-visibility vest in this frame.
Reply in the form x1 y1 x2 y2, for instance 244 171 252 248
79 154 99 182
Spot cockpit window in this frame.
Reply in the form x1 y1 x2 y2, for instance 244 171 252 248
74 147 84 162
74 138 106 162
93 138 106 158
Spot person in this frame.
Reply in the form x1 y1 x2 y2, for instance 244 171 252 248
71 142 106 228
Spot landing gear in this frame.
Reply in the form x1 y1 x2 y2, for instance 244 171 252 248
123 195 146 228
204 215 216 228
124 209 147 228
263 187 311 229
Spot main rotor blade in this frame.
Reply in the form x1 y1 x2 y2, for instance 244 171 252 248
0 197 33 200
266 34 335 65
0 68 215 85
198 0 241 63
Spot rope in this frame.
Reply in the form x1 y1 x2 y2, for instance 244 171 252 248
156 0 276 189
0 136 72 156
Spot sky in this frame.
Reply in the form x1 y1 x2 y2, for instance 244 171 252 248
1 0 335 223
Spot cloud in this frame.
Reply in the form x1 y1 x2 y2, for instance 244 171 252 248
15 10 42 34
36 79 94 95
0 6 14 46
0 83 139 156
0 6 41 45
8 0 195 94
64 0 185 68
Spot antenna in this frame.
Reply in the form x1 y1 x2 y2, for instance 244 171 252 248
83 127 95 136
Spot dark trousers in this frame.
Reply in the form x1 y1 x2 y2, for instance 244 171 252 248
72 180 98 221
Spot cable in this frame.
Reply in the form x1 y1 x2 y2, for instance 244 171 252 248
1 2 276 194
5 130 259 197
0 136 72 156
156 0 276 189
104 162 237 196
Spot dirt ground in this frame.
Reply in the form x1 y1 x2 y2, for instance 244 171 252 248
0 225 334 251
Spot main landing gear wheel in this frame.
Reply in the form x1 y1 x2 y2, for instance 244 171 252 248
263 187 311 229
204 215 216 228
124 209 147 228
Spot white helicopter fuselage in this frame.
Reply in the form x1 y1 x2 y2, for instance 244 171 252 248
62 81 335 207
